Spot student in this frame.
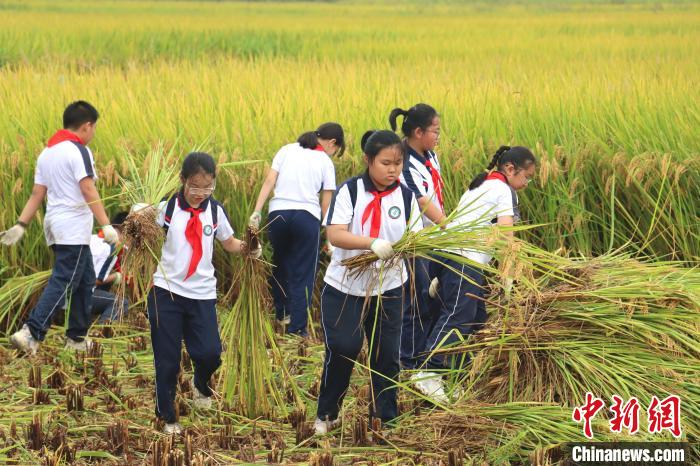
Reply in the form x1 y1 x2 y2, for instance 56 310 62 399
148 152 261 435
315 130 422 435
87 211 130 324
3 101 119 355
388 104 447 370
413 146 536 403
249 123 344 336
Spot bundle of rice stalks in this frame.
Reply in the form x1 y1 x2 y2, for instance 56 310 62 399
219 227 302 419
0 269 50 335
113 143 182 305
435 252 699 439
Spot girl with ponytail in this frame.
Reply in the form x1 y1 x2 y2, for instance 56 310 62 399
412 145 537 404
249 122 345 336
388 103 446 373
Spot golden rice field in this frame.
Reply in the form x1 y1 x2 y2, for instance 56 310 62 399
0 0 698 464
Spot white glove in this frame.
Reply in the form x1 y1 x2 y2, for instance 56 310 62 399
111 272 123 286
242 241 263 259
370 239 394 260
429 277 440 299
325 240 336 255
130 203 150 214
0 224 25 246
249 211 262 229
101 225 119 245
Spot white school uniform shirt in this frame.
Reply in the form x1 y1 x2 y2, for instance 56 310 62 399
34 139 97 246
269 142 336 220
90 234 118 282
401 144 443 227
323 173 422 297
449 177 520 265
153 193 235 300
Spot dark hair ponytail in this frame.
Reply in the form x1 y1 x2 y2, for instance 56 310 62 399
181 152 217 179
388 103 438 138
298 122 346 157
468 146 536 190
361 129 403 163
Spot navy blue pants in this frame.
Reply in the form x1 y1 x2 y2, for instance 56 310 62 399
267 209 321 335
147 286 221 423
91 289 128 324
317 285 403 423
26 244 95 342
422 258 488 370
400 257 436 369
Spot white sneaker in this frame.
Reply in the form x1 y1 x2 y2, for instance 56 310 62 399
313 417 340 435
277 315 291 325
411 371 448 404
163 422 182 435
64 337 93 352
191 378 212 410
10 324 39 356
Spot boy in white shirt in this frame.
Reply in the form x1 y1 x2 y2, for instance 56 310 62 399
1 101 119 355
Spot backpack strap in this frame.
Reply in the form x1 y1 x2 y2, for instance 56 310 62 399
162 194 178 235
347 178 358 211
401 186 413 224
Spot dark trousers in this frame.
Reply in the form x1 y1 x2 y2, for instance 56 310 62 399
400 257 436 369
317 285 403 423
267 209 321 335
423 258 488 370
91 289 128 324
26 244 95 342
147 286 221 423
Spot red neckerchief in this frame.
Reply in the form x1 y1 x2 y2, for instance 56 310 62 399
47 129 83 147
314 144 325 152
486 171 508 184
178 196 204 280
424 156 444 212
361 182 400 238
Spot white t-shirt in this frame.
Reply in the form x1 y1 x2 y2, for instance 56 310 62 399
323 173 422 297
90 234 117 282
34 140 97 246
449 178 519 265
153 194 235 300
269 143 336 220
401 145 443 227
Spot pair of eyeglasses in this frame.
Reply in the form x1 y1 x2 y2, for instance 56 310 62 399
186 182 215 196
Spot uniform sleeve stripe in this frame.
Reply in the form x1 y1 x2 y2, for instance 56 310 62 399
401 162 423 198
71 141 94 177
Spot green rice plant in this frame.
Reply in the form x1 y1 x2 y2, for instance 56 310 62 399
0 269 50 336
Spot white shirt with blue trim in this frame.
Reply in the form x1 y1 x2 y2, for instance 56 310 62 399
323 174 422 297
34 140 97 246
153 195 234 300
400 145 443 227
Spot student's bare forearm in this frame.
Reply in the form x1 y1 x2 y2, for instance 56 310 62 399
80 179 110 226
17 185 47 225
320 190 333 220
326 227 374 250
254 170 278 212
417 196 446 224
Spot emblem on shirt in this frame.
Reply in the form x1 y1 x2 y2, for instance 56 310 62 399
203 225 213 236
388 206 401 219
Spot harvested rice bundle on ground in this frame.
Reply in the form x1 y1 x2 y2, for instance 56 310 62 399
219 226 303 419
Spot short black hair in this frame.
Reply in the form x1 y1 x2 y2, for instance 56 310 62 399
389 104 438 138
360 130 404 163
181 152 217 179
63 100 99 129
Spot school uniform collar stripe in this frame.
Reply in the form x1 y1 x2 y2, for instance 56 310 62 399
404 143 428 165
